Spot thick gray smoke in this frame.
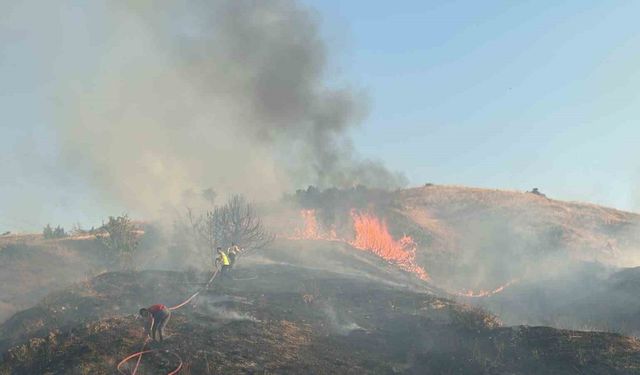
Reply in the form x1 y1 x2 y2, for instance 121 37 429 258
54 0 406 216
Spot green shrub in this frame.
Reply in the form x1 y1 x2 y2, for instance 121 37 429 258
43 224 66 239
97 215 139 270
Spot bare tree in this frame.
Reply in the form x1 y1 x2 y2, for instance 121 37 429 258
189 195 274 262
218 195 274 250
97 214 140 270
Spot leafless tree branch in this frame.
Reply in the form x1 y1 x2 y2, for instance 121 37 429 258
189 195 274 260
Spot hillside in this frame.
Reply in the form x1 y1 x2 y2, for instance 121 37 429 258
397 185 638 256
276 184 640 335
3 241 640 374
4 184 640 325
0 225 165 326
0 236 106 324
476 263 640 335
393 186 640 288
286 185 640 291
3 185 640 373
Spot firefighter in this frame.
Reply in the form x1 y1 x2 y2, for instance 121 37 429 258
227 242 241 267
139 304 171 342
215 247 231 279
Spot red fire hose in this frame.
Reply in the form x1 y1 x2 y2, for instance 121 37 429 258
117 267 220 374
169 267 219 311
116 347 183 375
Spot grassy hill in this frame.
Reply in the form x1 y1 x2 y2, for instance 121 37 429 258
0 236 106 324
396 185 639 260
281 184 640 292
3 185 640 373
384 185 640 290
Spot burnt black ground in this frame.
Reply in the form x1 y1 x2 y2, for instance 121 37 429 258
2 240 640 374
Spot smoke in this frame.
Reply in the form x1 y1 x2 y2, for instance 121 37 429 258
196 294 258 322
321 302 364 335
50 0 406 217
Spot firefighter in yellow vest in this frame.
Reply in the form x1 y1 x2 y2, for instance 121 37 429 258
215 247 231 279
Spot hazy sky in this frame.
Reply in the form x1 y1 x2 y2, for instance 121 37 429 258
305 0 640 209
2 0 640 230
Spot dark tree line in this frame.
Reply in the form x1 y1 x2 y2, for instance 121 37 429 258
43 224 66 239
284 185 395 231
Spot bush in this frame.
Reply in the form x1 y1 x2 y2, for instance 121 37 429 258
43 224 66 239
529 188 547 197
96 215 140 269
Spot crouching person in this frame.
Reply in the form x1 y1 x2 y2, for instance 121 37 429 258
139 304 171 342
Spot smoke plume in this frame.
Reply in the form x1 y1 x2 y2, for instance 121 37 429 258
54 0 406 216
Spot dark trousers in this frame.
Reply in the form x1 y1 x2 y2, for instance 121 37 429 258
152 309 171 342
221 265 232 279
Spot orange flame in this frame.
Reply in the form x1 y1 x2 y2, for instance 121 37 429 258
289 209 337 240
299 209 319 239
349 211 429 281
286 209 429 281
285 210 519 294
454 279 519 298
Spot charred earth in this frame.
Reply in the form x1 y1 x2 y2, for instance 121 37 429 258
2 240 640 374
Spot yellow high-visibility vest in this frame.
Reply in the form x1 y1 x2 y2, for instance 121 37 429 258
218 251 230 266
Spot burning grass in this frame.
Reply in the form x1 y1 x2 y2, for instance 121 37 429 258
349 210 429 280
284 209 429 280
453 278 520 298
290 209 337 240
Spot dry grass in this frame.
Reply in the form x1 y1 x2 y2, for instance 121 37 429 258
396 185 640 264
